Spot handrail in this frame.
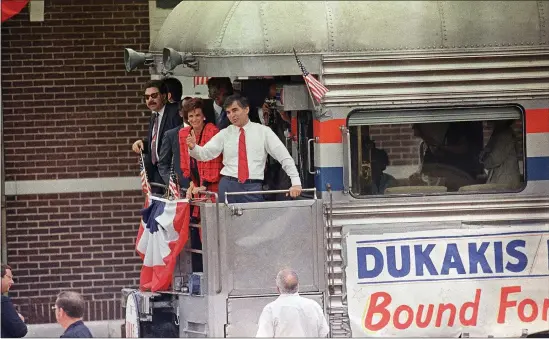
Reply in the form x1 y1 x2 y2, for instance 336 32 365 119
149 182 167 188
189 191 221 294
224 188 318 205
307 138 316 175
326 184 335 297
341 126 351 195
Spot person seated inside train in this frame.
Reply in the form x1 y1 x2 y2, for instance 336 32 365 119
179 98 223 209
411 122 484 190
370 148 397 194
479 120 521 189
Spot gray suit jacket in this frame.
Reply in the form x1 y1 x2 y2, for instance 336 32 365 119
142 102 182 189
158 125 190 189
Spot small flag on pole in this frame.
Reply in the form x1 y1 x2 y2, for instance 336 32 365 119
139 153 151 195
168 161 180 199
193 76 210 87
293 49 329 104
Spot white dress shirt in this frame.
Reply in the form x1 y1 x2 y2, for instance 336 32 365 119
256 293 329 338
189 121 302 186
152 105 165 161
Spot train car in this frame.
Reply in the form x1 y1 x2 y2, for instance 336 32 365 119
122 1 549 337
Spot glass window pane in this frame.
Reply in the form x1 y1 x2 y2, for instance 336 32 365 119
348 105 525 197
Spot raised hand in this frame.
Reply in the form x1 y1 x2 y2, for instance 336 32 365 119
186 129 197 150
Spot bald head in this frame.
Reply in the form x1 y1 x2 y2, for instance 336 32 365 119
276 269 299 294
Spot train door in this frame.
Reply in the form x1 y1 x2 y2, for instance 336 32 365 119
296 110 316 197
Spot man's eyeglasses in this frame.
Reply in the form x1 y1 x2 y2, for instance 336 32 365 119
144 92 160 100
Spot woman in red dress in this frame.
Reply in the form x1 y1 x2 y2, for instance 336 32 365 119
178 98 222 273
178 98 223 212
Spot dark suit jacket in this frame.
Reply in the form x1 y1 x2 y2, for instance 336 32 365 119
216 109 231 130
249 107 261 124
142 102 182 189
1 296 27 338
158 125 190 189
60 320 93 338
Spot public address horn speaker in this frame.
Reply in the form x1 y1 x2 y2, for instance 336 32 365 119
124 48 153 72
162 47 183 72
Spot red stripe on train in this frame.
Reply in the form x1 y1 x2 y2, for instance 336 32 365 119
307 109 547 143
525 108 549 134
313 119 346 143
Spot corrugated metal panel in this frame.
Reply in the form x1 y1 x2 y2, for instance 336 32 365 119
322 48 549 106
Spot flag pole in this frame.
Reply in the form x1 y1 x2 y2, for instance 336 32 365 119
293 48 319 112
139 150 151 195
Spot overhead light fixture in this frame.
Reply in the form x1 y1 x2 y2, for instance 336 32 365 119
123 48 154 72
162 47 198 73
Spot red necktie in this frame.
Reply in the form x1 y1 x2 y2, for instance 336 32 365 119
238 127 249 183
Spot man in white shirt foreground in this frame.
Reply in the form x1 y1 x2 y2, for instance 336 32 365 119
186 94 302 203
256 269 329 337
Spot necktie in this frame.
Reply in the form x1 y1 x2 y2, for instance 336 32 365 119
219 109 227 126
151 112 159 164
238 127 249 183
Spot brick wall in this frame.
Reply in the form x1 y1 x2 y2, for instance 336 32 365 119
1 0 150 324
5 191 144 323
1 0 150 181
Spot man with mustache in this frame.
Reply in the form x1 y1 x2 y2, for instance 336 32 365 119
132 80 182 194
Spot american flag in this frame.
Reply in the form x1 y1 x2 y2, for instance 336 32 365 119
168 162 180 199
139 153 150 195
193 76 210 87
292 49 329 104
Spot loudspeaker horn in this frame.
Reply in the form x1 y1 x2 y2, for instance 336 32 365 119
124 48 153 72
162 47 184 73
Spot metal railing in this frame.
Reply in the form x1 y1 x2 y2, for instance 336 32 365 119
224 188 318 216
224 188 317 204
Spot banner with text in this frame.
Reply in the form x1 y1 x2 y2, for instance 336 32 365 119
345 227 549 337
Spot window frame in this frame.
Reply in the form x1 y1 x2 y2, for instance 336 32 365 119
345 104 527 199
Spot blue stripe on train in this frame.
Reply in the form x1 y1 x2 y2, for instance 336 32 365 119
315 157 549 192
315 167 344 191
527 156 549 181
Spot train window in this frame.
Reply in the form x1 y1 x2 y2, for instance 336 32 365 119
347 106 525 197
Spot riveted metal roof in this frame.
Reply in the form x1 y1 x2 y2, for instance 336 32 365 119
151 1 549 55
149 1 549 77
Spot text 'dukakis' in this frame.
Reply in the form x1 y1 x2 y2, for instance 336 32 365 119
345 227 549 337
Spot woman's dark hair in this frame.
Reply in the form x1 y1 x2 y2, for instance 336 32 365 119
179 97 193 110
182 98 215 125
